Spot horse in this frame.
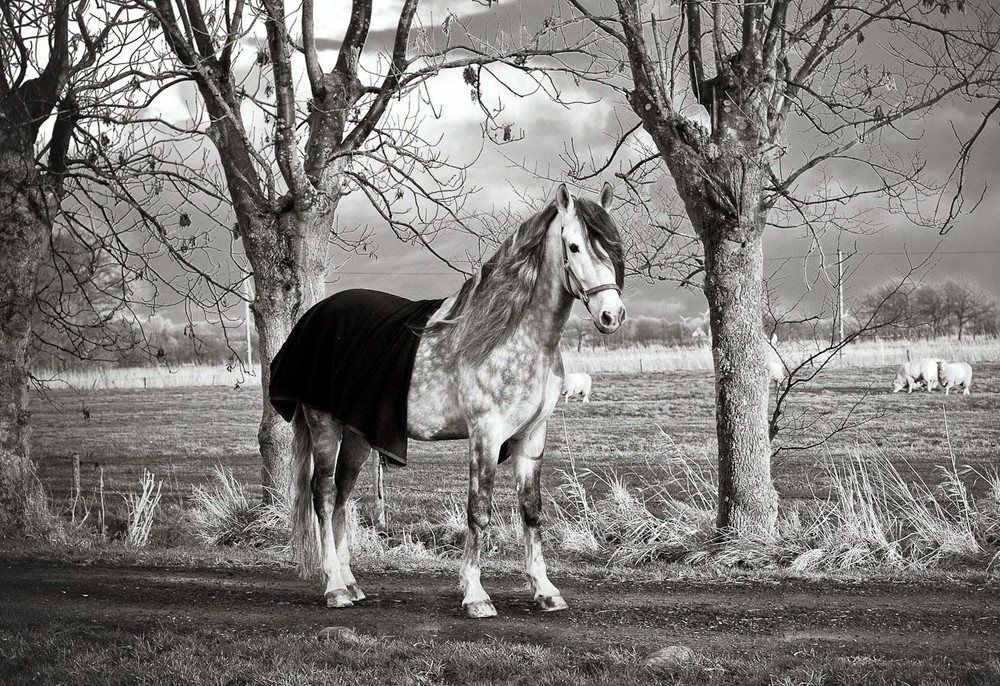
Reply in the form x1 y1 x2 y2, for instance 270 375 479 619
562 372 592 403
276 183 626 618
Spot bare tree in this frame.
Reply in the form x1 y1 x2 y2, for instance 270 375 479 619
113 0 588 500
912 284 950 338
943 278 993 341
31 232 138 367
0 1 139 532
544 0 1000 537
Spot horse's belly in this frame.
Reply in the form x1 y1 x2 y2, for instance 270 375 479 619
407 352 467 440
406 403 467 441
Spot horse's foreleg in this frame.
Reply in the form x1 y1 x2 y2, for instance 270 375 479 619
333 432 370 602
302 408 353 608
461 432 501 618
513 427 566 613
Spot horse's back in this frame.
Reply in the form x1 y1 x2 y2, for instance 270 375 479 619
270 289 445 465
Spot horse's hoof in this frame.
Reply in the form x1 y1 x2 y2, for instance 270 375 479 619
348 584 366 602
464 600 497 618
325 590 355 608
536 594 568 612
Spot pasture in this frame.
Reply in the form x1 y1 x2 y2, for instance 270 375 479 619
6 356 1000 684
31 361 1000 518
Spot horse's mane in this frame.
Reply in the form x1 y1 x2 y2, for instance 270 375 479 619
427 197 624 363
575 198 626 289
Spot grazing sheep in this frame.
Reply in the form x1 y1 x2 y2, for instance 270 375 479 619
562 372 592 403
891 358 942 393
937 361 973 395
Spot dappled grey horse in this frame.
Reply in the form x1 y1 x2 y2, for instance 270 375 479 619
275 183 626 618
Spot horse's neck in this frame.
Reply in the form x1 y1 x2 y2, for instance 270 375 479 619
512 222 574 355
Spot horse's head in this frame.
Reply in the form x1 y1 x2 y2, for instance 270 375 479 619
555 183 627 334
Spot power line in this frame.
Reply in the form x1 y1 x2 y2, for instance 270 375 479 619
765 249 1000 262
327 249 1000 275
335 271 458 275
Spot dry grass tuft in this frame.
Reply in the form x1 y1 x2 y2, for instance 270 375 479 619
535 430 1000 571
187 467 288 551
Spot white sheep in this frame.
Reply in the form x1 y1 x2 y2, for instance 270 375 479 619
891 358 942 393
937 361 973 395
562 372 592 403
765 333 785 384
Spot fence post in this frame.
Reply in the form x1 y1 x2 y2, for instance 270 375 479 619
97 465 106 538
372 452 387 533
71 452 81 525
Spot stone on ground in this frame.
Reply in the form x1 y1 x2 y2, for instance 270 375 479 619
317 626 362 645
642 645 697 673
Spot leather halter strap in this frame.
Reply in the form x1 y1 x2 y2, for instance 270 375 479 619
561 227 621 309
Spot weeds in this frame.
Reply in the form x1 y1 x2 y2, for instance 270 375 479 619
122 469 163 547
187 466 288 551
86 431 1000 575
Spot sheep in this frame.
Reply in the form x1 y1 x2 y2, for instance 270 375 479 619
891 358 942 393
562 372 592 403
937 361 973 395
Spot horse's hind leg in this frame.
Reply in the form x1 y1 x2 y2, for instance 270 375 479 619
333 431 371 601
511 424 566 612
301 407 353 608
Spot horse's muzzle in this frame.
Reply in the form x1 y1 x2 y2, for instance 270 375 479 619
594 303 626 334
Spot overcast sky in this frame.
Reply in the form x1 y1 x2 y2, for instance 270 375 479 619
313 1 1000 321
149 0 1000 322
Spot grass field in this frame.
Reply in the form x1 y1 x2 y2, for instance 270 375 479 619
30 359 1000 554
14 352 1000 684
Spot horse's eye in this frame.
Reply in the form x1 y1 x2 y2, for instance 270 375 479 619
569 244 580 254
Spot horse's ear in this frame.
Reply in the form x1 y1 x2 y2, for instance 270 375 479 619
556 183 573 215
599 182 614 210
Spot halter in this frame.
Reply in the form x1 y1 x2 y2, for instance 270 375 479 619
561 227 621 310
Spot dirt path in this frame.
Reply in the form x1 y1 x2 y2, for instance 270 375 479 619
2 552 998 662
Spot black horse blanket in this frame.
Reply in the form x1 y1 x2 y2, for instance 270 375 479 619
269 289 444 467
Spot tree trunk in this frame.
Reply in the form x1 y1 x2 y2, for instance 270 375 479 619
245 207 333 504
0 145 53 533
702 228 778 537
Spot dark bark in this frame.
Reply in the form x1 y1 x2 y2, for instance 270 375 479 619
0 134 57 533
703 230 778 534
243 209 333 503
614 0 778 539
148 0 395 502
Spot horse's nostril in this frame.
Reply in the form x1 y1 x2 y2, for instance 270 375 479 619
600 311 614 327
619 307 627 324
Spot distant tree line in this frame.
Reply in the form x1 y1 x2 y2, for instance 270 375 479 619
32 273 998 372
562 278 999 351
31 312 251 370
855 279 998 340
563 315 708 350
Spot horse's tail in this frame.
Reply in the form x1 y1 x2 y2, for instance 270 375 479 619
291 404 322 578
